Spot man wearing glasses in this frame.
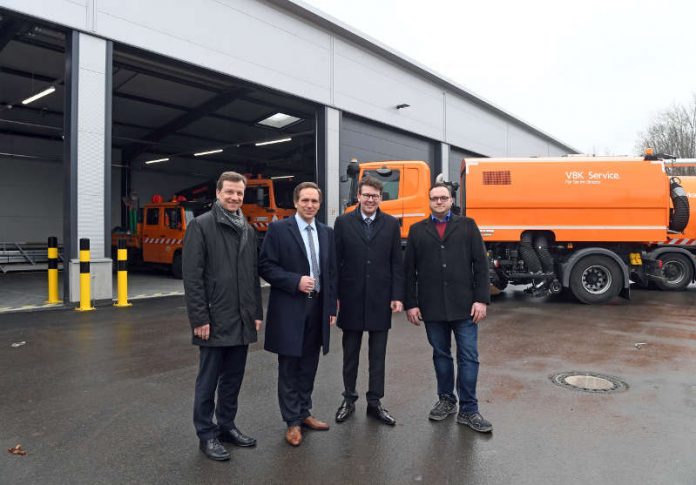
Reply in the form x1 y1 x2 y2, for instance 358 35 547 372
404 183 492 433
333 176 404 425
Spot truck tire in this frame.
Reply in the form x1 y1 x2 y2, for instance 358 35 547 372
171 252 183 279
569 255 622 304
655 252 693 291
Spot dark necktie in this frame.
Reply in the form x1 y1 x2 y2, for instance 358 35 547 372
364 217 373 239
305 225 321 292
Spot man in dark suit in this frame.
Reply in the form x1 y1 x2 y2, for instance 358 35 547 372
404 182 493 433
183 171 263 461
259 181 338 447
333 176 404 425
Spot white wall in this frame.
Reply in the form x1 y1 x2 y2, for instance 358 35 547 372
0 0 574 157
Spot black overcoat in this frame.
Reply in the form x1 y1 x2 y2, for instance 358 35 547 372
404 214 490 322
182 204 263 347
259 216 338 357
334 208 404 331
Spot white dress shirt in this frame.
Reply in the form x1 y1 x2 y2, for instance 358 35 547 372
294 213 320 280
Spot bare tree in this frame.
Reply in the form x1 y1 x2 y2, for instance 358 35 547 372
636 95 696 158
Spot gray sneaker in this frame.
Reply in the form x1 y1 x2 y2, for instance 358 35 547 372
428 397 457 421
456 412 493 433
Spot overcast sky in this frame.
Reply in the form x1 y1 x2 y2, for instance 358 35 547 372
303 0 696 155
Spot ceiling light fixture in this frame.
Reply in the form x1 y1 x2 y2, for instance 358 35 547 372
22 86 56 105
258 112 302 129
144 157 170 165
255 137 292 147
193 148 223 157
270 175 295 180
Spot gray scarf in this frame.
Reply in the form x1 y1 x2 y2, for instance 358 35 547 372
215 201 248 249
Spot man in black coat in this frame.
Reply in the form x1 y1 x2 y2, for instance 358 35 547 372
333 176 404 425
183 171 263 461
259 182 338 447
404 182 493 433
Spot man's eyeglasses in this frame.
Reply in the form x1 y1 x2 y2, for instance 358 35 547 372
360 193 381 200
429 196 450 202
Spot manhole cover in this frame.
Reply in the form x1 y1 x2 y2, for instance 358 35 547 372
550 372 628 393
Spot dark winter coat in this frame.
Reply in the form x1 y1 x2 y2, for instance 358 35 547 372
183 203 263 347
404 214 490 322
334 207 404 331
259 216 337 357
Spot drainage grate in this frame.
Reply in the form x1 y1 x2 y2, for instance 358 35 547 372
550 372 628 394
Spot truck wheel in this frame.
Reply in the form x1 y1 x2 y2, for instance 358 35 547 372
655 253 693 291
569 255 622 304
171 252 183 279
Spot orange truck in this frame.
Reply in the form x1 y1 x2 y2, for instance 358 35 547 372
242 175 296 234
345 154 693 303
111 198 211 278
175 175 296 237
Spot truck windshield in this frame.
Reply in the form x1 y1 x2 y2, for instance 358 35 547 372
363 169 400 202
184 203 211 225
244 186 269 207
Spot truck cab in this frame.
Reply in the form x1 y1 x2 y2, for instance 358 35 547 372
243 176 296 235
344 160 432 240
112 198 210 278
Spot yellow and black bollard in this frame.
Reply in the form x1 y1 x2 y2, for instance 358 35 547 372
76 238 94 311
46 236 60 304
114 239 132 307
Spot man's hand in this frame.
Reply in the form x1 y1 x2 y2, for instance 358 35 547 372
390 300 403 313
194 323 210 340
470 302 487 324
329 315 336 326
255 320 263 331
298 275 316 293
406 307 422 326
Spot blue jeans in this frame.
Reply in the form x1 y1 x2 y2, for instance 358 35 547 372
424 319 479 414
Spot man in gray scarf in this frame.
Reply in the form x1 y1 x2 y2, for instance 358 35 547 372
183 171 263 461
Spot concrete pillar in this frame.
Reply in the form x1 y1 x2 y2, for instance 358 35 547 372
64 32 112 303
324 107 341 227
438 142 450 181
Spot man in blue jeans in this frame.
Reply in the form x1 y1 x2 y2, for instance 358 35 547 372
404 183 492 432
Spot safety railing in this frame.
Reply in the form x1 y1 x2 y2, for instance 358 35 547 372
0 242 64 273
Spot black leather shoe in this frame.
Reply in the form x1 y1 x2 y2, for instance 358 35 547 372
218 427 257 447
335 400 356 423
367 403 396 426
199 438 230 461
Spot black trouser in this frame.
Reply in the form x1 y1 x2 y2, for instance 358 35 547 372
277 294 323 427
341 329 388 406
193 345 248 440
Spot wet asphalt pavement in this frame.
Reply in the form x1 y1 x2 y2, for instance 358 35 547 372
1 286 695 484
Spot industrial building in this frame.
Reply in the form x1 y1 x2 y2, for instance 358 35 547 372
0 0 575 306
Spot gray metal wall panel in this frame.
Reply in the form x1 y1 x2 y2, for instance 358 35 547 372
449 147 476 186
333 38 444 141
0 0 89 30
94 0 333 104
339 115 434 208
445 94 508 156
508 124 552 157
0 157 63 241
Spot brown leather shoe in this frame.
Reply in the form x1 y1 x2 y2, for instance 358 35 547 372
285 426 302 446
302 416 330 431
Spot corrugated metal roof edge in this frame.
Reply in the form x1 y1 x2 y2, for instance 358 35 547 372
268 0 579 154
